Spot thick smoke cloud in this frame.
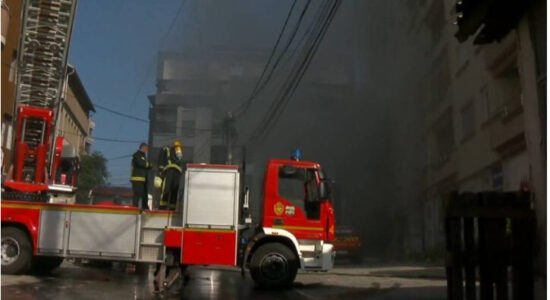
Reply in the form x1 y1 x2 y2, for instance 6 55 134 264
164 0 426 258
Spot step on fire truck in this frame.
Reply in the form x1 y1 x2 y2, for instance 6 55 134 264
2 160 336 289
1 0 336 290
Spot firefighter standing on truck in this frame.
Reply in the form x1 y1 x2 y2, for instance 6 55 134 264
130 143 151 209
155 140 184 210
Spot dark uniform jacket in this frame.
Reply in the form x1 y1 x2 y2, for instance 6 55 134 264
157 146 184 177
130 150 151 182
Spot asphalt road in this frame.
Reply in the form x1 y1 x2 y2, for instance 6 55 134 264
1 262 446 300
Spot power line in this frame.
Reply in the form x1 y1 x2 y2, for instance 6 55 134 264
107 154 132 160
241 0 313 114
94 137 144 144
249 0 342 142
249 2 332 141
94 103 148 123
57 129 144 144
114 0 188 139
258 1 340 140
233 0 298 117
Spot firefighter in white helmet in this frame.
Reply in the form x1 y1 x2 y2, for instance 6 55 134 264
154 140 184 210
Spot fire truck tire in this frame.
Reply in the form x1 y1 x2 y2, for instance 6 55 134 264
31 256 64 273
249 243 298 289
1 227 32 274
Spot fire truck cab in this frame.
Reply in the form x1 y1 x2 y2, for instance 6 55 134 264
1 158 335 289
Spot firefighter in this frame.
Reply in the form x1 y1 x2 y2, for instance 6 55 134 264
130 143 151 209
155 140 184 210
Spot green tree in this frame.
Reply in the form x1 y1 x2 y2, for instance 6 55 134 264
76 151 109 203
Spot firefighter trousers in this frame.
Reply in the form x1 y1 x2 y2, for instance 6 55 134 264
131 181 148 209
159 168 181 210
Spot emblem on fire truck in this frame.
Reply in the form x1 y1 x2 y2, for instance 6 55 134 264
285 205 295 216
274 202 284 216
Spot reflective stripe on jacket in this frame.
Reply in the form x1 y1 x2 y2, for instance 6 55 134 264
157 146 183 175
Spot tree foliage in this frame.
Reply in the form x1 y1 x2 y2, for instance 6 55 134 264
77 151 109 203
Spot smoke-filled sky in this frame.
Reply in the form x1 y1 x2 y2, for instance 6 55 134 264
69 0 426 257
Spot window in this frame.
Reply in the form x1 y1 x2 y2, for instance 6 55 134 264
210 145 227 164
9 50 17 82
278 167 320 220
486 61 522 119
479 85 490 121
154 106 177 134
211 123 223 139
183 146 194 163
2 115 13 151
491 165 503 191
181 120 195 137
460 100 475 141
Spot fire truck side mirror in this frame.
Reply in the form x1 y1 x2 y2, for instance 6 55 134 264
319 179 331 201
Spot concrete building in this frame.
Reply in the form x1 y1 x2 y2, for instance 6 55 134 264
55 65 95 156
148 50 263 166
1 0 22 174
404 0 546 273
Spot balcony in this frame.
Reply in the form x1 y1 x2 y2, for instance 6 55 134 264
427 150 458 187
485 98 525 156
483 33 517 73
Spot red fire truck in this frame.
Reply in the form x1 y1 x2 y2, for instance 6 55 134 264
1 0 336 291
2 161 335 289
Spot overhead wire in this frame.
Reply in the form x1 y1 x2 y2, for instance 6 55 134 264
249 0 342 142
113 0 188 139
244 0 312 107
106 154 132 160
57 129 145 144
94 103 148 123
265 1 332 86
248 2 331 141
232 0 298 117
256 0 341 141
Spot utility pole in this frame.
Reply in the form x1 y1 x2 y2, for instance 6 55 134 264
224 112 235 165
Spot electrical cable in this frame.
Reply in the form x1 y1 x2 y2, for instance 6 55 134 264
258 0 341 140
243 0 312 110
113 0 188 139
232 0 298 117
249 2 332 140
249 0 341 142
106 154 132 160
94 103 148 123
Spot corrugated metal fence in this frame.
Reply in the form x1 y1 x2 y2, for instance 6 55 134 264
445 191 535 300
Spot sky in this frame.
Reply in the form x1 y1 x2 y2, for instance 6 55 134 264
68 0 183 186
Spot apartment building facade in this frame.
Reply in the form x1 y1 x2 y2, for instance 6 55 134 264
404 0 546 259
56 65 95 156
1 0 22 174
148 50 264 166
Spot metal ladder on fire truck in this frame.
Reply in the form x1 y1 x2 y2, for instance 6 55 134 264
3 0 78 201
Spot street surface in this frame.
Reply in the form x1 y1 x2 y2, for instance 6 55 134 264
1 262 446 299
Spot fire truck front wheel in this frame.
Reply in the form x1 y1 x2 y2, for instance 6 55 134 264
249 243 298 289
1 227 32 274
